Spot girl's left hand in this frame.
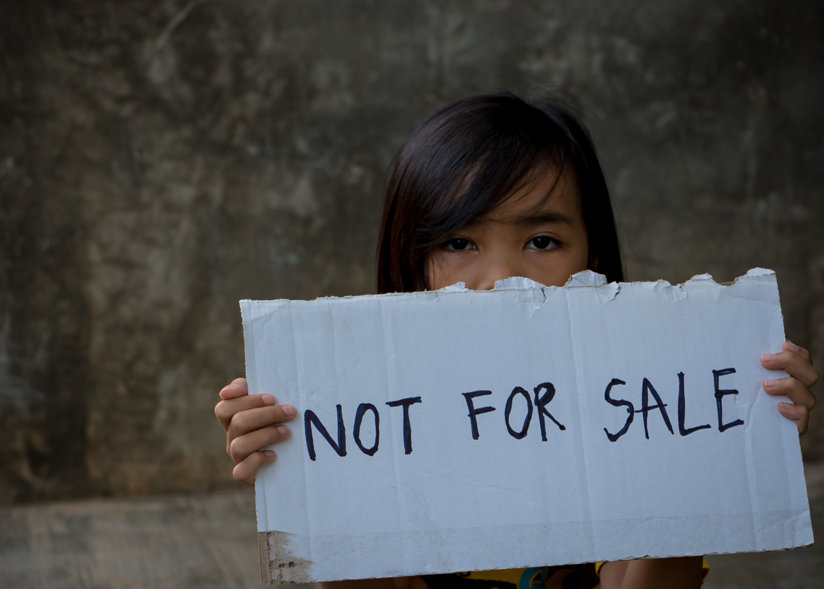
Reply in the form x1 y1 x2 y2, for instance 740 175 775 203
761 340 818 434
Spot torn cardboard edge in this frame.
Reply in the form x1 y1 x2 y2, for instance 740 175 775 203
241 267 778 307
258 531 312 585
242 268 812 584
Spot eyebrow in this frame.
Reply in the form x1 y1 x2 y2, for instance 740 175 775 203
514 211 573 226
483 210 575 227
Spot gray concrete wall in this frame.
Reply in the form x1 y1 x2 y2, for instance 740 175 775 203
1 0 822 504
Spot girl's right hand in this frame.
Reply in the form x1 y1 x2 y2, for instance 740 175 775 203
214 378 298 485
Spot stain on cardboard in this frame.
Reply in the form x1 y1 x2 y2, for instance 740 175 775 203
258 530 313 584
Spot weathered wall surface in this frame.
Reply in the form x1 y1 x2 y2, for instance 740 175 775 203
1 0 822 504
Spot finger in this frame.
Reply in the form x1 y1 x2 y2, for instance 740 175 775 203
763 377 817 410
219 378 248 401
761 351 819 388
226 404 298 439
215 393 277 430
228 424 291 463
784 340 812 364
777 402 809 435
232 450 277 486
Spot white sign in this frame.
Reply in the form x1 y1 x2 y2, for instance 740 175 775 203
241 269 812 584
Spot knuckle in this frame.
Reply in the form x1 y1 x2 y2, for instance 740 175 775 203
219 382 239 398
214 401 230 422
227 411 251 436
232 463 253 486
228 437 248 462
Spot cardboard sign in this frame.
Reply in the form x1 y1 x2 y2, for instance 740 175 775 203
241 269 813 584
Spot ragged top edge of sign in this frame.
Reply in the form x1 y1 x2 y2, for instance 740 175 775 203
238 267 776 305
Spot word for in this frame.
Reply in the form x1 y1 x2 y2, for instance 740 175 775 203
462 382 565 441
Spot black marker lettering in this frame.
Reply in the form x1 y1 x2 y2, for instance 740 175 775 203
638 378 674 439
714 367 744 432
386 396 422 454
353 403 380 456
533 382 565 441
603 378 633 442
677 371 711 436
304 405 346 461
462 390 496 440
504 386 533 439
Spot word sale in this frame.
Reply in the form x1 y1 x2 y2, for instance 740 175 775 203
303 368 744 460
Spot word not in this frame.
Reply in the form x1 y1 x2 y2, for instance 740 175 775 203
603 368 744 441
304 396 421 461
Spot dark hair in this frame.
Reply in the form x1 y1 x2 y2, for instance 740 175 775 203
376 92 623 293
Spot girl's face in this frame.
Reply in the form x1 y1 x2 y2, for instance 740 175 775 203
426 166 589 290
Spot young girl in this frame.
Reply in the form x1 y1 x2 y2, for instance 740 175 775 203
214 93 818 588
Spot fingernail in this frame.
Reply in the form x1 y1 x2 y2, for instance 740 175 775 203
281 404 297 417
261 394 276 405
277 425 290 438
778 402 795 415
761 353 775 363
763 379 777 390
263 449 275 457
786 341 800 353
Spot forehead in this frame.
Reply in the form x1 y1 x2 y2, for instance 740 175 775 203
483 165 582 222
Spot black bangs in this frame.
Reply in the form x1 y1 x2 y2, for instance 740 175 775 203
376 92 623 294
413 95 569 252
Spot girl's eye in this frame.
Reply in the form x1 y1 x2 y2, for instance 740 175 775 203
443 237 475 251
527 235 559 250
